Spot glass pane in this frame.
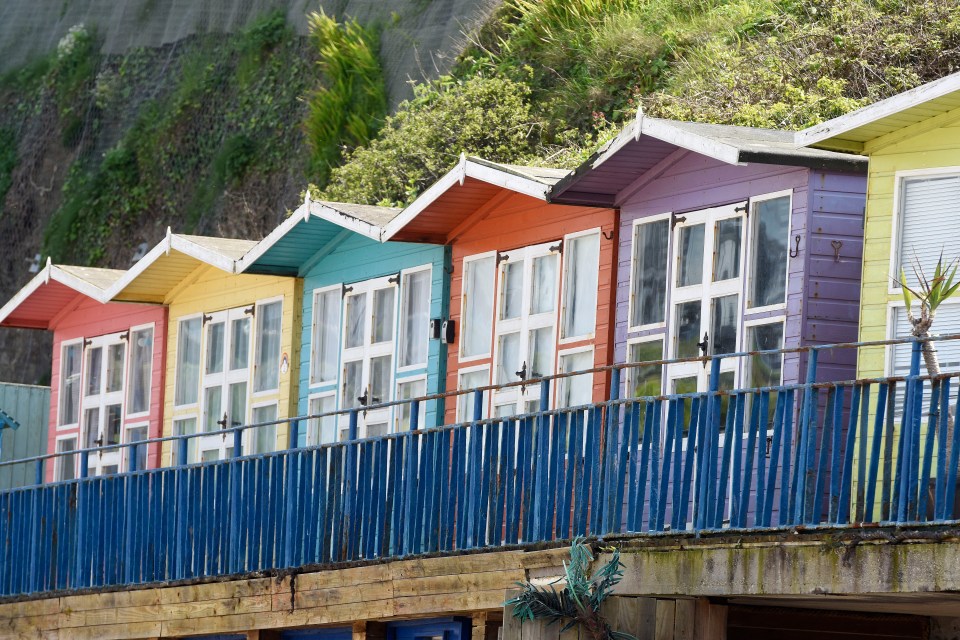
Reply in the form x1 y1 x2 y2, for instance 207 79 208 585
462 257 495 357
713 217 742 282
203 386 222 433
396 379 427 431
559 350 593 408
230 317 250 370
747 322 784 388
251 405 278 454
674 376 699 437
710 294 739 355
174 418 198 465
675 300 702 358
106 343 125 393
677 224 705 287
254 301 282 393
750 196 790 307
83 408 99 449
312 289 341 383
370 355 392 403
562 233 600 338
399 270 430 368
345 293 366 349
102 465 119 476
495 404 516 419
105 404 122 445
55 438 77 482
205 322 225 375
530 254 558 314
718 370 736 430
342 360 362 409
127 328 153 414
228 382 247 428
500 260 523 320
372 288 395 344
201 450 221 463
175 318 201 406
496 332 521 384
528 326 554 378
85 347 102 396
309 395 337 445
367 423 388 438
631 220 669 327
60 343 82 425
126 426 148 471
458 369 490 421
628 340 664 398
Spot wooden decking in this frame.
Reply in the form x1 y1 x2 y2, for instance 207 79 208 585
0 546 569 639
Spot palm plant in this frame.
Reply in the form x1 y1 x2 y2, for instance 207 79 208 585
897 253 960 378
506 538 636 640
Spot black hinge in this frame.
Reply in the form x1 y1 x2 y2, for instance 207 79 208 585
388 272 401 285
549 239 563 254
202 313 213 325
734 200 749 215
244 305 255 317
671 212 687 228
342 284 354 297
496 251 509 266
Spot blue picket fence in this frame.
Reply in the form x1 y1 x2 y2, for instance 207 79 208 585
2 337 959 598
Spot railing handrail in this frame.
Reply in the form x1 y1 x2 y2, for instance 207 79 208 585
4 332 958 478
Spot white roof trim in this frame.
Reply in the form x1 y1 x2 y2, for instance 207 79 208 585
106 233 242 299
381 158 552 241
0 264 112 326
236 199 387 273
796 72 960 147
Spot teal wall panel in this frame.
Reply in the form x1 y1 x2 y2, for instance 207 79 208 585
0 382 49 489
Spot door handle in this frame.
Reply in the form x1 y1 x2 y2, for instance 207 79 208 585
696 332 709 357
515 361 527 381
217 412 228 429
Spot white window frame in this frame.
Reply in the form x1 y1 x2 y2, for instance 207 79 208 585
627 212 672 334
456 364 491 422
744 189 793 314
556 345 595 408
396 263 433 373
252 295 284 397
80 330 129 476
741 316 786 389
57 338 84 430
173 313 203 410
559 228 602 344
888 166 960 295
172 416 199 465
54 434 79 481
310 284 343 388
248 400 280 454
124 322 155 420
307 390 338 446
394 373 428 431
122 420 150 472
458 250 498 363
624 333 666 399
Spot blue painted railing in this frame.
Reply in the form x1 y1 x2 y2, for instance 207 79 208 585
2 336 960 598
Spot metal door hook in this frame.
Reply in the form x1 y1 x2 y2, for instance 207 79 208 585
789 234 801 258
831 240 842 262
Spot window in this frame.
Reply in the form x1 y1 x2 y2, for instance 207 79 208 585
175 317 201 406
891 305 960 377
399 269 430 368
457 368 489 421
627 340 663 398
254 301 282 393
461 256 495 358
59 342 82 426
396 378 427 431
558 349 593 408
562 232 600 339
748 194 790 308
173 418 198 465
127 327 153 414
745 322 784 388
311 288 340 385
250 404 278 454
54 437 77 481
897 174 960 290
125 424 148 470
308 394 337 445
630 219 669 327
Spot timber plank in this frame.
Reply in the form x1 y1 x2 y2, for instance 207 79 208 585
283 581 395 610
392 588 508 615
294 564 393 591
158 577 274 604
43 621 162 640
0 597 60 620
655 600 677 640
160 594 273 620
392 569 526 598
63 589 161 612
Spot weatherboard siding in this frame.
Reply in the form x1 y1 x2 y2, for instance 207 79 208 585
47 297 167 477
298 235 449 430
0 383 49 489
615 153 866 387
443 192 617 425
161 267 301 458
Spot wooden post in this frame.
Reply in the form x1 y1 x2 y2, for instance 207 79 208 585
354 620 388 640
693 599 727 640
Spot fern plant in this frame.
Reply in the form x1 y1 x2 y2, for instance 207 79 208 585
506 538 636 640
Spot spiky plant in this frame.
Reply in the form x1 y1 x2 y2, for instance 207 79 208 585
897 253 960 378
506 538 636 640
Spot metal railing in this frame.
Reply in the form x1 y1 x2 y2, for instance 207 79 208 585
2 334 959 598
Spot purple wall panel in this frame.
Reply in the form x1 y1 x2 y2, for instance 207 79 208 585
614 153 866 388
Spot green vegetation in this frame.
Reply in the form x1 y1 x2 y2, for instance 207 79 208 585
0 128 16 216
304 10 387 184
